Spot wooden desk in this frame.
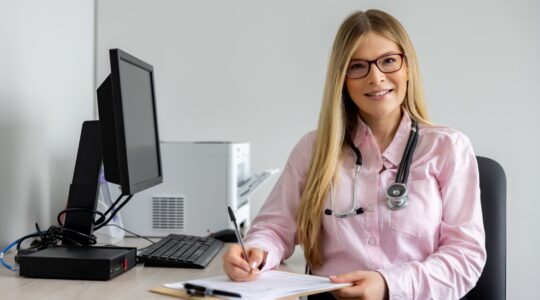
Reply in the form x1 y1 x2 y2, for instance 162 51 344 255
0 237 306 300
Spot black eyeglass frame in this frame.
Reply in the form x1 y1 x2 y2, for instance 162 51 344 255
346 53 406 79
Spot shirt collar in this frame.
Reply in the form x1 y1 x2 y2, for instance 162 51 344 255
382 112 413 167
352 115 369 147
352 111 414 167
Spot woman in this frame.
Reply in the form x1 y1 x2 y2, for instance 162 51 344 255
223 9 486 300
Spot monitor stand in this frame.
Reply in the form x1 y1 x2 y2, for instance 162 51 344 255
62 120 102 245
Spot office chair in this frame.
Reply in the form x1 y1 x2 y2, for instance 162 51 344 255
465 156 507 300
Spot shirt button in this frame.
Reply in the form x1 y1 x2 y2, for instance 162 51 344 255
368 238 376 246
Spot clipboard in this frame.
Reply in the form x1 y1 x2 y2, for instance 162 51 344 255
150 270 351 299
150 285 345 300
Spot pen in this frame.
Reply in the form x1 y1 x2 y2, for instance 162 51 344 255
227 206 251 268
184 282 241 298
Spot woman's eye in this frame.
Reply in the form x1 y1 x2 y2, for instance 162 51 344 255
349 63 367 70
382 58 396 65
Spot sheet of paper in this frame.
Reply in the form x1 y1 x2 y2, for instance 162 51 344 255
164 270 350 300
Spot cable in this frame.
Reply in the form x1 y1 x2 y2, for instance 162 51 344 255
2 209 153 272
55 195 126 245
3 192 135 264
1 193 136 268
94 194 133 230
55 208 103 246
94 193 124 225
60 227 97 246
56 194 123 227
57 208 106 227
102 223 155 246
16 226 67 251
0 238 21 271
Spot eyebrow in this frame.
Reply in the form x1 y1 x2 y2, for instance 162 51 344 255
350 51 400 61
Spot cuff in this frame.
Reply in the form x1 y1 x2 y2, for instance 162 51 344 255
243 241 282 271
377 264 413 300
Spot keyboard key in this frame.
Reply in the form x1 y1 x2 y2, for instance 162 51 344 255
187 248 207 262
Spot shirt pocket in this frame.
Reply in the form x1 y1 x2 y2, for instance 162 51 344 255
390 178 442 237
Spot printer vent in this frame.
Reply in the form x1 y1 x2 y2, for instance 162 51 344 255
152 196 185 230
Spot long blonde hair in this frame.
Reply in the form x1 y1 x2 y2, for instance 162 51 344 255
296 9 430 268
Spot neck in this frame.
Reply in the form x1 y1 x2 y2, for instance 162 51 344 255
361 110 402 152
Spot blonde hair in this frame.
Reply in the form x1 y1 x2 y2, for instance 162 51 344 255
296 9 430 268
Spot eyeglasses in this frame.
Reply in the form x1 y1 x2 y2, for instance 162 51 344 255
346 53 405 79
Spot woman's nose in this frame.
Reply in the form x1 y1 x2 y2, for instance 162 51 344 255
366 64 386 84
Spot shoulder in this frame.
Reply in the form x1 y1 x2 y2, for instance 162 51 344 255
289 130 317 160
416 123 477 169
418 123 473 150
295 130 317 149
418 125 480 185
285 130 317 173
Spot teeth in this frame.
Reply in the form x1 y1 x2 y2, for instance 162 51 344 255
367 90 390 96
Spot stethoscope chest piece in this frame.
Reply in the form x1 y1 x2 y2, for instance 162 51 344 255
386 183 409 210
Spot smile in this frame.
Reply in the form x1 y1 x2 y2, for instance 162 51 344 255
365 89 393 97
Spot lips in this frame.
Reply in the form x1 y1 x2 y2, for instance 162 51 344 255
365 89 393 97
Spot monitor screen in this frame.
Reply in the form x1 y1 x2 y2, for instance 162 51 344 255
97 49 163 195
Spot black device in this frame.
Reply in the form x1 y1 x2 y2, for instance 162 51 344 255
137 234 224 268
18 246 137 280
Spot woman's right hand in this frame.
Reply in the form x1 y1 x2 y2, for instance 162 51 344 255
222 244 267 281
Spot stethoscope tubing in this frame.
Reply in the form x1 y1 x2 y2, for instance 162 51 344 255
397 122 419 184
325 121 418 217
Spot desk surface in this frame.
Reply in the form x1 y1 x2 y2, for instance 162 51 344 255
0 236 306 300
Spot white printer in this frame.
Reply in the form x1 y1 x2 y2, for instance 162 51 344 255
121 142 276 237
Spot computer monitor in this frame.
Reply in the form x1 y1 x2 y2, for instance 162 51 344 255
97 49 162 194
62 49 162 245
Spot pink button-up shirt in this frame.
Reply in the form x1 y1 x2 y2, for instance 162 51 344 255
244 113 486 299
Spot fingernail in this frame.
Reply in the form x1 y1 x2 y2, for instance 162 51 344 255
250 262 258 269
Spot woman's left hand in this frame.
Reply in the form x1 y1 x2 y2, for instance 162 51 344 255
329 270 389 300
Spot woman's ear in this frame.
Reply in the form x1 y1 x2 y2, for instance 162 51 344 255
404 63 409 82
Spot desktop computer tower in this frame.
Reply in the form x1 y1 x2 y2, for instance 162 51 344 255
121 142 252 237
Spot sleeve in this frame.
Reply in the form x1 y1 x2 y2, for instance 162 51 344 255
243 132 315 271
378 132 487 299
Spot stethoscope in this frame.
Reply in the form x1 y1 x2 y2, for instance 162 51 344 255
324 121 419 218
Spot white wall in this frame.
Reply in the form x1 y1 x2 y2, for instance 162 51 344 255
92 0 538 298
0 0 95 244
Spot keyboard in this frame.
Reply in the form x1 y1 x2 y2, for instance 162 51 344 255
137 234 224 268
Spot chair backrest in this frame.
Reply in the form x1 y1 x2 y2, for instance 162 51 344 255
466 156 507 300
